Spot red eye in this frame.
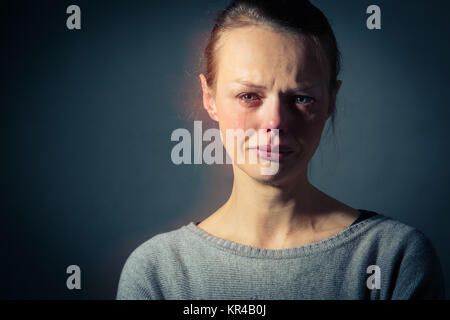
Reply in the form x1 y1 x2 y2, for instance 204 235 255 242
238 93 262 107
238 93 261 107
240 93 259 101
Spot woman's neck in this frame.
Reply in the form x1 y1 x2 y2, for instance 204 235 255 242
230 167 313 222
208 166 340 247
198 165 360 249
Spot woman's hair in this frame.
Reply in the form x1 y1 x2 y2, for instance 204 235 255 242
203 0 342 132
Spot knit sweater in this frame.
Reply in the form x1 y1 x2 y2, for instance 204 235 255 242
116 210 445 300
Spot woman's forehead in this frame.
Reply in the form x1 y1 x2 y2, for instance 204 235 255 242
215 26 329 88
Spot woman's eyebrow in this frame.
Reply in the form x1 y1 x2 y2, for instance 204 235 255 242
232 79 267 89
232 79 319 91
286 85 320 92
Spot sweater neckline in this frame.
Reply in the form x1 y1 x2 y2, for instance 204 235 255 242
183 210 386 259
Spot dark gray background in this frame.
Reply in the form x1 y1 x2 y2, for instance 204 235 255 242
1 0 449 299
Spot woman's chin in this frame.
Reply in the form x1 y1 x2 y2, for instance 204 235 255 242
236 162 302 186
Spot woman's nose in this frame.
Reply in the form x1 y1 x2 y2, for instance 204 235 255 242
260 97 285 132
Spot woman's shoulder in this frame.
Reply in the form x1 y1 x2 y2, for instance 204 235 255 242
116 224 190 299
355 209 436 249
351 210 446 299
123 225 189 264
357 210 443 278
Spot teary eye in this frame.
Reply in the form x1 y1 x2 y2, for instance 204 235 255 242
237 93 262 107
239 93 259 101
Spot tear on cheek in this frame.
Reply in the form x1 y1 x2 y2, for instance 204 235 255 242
232 118 246 129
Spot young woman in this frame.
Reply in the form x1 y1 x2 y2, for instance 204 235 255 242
117 0 445 299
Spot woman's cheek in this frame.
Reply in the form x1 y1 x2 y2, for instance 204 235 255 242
217 106 254 156
218 106 249 130
305 118 328 146
221 116 246 144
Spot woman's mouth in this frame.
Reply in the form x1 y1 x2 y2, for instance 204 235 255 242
249 145 295 161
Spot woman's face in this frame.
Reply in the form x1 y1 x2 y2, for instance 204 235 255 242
200 26 340 186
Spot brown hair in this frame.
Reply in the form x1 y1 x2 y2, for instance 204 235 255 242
203 0 342 131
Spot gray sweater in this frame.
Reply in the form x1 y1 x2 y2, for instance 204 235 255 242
116 212 445 299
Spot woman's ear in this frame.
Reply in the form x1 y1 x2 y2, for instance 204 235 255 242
328 80 342 116
199 74 219 122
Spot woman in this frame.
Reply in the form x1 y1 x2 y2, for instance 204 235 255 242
117 0 445 299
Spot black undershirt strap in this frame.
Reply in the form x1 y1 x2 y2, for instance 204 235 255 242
351 209 378 226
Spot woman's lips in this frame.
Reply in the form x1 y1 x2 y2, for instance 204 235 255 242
248 145 294 161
